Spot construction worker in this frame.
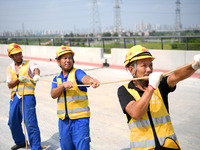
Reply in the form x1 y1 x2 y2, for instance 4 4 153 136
117 45 200 150
51 45 100 150
6 43 42 150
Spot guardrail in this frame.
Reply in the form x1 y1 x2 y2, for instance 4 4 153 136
1 35 200 52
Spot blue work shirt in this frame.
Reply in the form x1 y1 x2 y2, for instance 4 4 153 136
51 69 88 92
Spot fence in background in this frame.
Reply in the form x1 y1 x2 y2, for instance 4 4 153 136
0 35 200 52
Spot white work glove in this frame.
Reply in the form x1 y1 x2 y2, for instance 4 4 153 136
18 76 29 83
33 75 40 82
192 54 200 70
148 72 163 90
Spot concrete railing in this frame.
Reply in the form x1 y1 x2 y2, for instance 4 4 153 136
110 48 200 73
0 44 199 73
0 44 104 64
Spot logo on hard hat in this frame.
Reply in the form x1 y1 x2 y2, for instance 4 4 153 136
125 52 132 58
142 48 149 52
13 44 19 48
62 46 67 50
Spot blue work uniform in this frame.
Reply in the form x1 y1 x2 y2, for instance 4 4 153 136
7 60 41 150
8 95 41 150
51 69 91 150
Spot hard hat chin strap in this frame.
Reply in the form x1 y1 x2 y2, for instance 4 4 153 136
133 61 137 78
133 60 146 86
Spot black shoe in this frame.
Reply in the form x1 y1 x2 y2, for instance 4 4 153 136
11 144 26 150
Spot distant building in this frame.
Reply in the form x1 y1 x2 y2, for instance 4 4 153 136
1 23 200 38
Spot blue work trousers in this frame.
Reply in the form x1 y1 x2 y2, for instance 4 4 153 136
8 95 41 150
59 116 91 150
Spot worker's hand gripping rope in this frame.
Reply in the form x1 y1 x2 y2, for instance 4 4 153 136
192 54 200 70
89 78 100 88
148 72 163 90
18 76 29 83
33 75 40 82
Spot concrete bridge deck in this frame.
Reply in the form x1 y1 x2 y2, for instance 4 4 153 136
0 56 200 150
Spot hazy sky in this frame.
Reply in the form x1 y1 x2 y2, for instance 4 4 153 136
0 0 200 33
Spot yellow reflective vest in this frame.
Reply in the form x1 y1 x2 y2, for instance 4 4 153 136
56 68 90 120
10 60 36 99
123 83 180 150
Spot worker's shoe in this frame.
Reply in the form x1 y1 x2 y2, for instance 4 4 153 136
41 145 47 149
11 143 26 150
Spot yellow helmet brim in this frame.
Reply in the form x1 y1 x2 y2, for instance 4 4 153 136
55 50 74 60
9 48 23 56
125 55 155 66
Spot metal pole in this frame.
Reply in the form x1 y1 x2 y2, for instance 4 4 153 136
69 39 72 46
26 38 28 45
38 38 41 45
186 37 188 50
161 38 163 50
123 38 126 48
5 38 8 44
133 38 136 45
88 38 90 47
102 38 105 53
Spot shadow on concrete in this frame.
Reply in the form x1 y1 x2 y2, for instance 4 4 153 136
41 132 60 150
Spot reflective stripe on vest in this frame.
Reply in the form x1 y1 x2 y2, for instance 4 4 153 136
68 107 90 114
56 68 90 120
123 83 179 150
11 86 35 95
10 60 35 99
128 115 171 130
130 134 177 149
57 95 88 103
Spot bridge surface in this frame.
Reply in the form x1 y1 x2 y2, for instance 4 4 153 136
0 56 199 150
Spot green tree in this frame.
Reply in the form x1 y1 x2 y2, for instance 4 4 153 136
102 32 111 37
113 32 119 37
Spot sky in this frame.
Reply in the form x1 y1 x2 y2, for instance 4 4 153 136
0 0 200 33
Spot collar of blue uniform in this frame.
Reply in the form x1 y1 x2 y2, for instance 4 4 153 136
58 67 74 80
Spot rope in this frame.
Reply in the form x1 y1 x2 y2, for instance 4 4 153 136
39 78 90 86
22 82 28 150
162 62 193 76
21 83 47 149
36 62 195 86
0 67 102 84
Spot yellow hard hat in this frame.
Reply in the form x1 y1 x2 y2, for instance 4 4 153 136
124 45 155 66
55 45 74 59
7 43 23 56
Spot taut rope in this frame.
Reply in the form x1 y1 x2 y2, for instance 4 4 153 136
37 62 195 86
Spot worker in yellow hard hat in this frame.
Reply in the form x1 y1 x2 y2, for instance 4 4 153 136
117 45 200 149
6 43 43 150
51 45 100 150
